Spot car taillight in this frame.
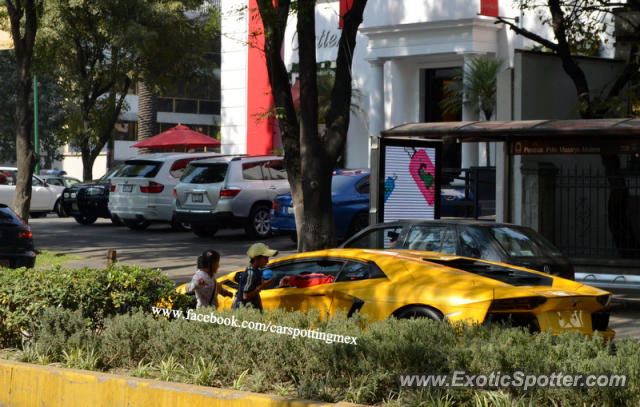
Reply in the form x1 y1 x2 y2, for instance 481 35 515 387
488 296 547 311
110 184 116 192
272 200 281 211
220 188 241 199
173 188 177 197
17 231 32 239
140 181 164 193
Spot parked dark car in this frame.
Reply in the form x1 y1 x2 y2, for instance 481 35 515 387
270 170 370 240
340 219 574 280
0 204 36 268
62 164 124 225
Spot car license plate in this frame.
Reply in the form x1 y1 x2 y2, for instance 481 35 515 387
72 203 79 211
123 184 133 193
0 259 9 268
287 207 294 214
192 193 203 203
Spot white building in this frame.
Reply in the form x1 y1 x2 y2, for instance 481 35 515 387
219 0 550 169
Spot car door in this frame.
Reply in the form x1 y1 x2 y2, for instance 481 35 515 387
262 159 289 199
260 259 344 316
0 170 16 206
329 260 390 320
30 176 53 211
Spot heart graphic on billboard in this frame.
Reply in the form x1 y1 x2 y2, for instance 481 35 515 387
409 149 435 206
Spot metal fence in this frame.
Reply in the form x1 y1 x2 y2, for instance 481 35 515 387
554 166 640 259
441 167 496 219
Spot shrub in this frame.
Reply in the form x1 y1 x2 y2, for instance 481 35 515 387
21 306 640 407
0 264 188 346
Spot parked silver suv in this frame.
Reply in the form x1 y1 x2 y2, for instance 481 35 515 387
174 155 289 238
109 152 220 230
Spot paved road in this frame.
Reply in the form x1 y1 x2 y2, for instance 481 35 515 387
29 216 297 285
29 216 639 339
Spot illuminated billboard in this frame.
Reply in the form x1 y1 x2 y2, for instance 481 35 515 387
379 140 441 222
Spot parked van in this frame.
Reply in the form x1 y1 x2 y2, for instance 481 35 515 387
108 153 219 230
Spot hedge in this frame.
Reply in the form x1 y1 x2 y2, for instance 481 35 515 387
13 306 640 407
1 265 638 406
0 265 190 347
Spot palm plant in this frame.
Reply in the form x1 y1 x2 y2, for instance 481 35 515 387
440 56 504 121
440 57 504 165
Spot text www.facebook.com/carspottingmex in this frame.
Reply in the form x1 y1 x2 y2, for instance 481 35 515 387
151 306 358 345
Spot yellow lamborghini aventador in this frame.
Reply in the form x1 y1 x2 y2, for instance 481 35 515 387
182 249 615 339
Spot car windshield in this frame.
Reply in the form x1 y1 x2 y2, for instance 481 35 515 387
100 164 125 181
117 161 162 178
485 226 563 258
181 163 228 183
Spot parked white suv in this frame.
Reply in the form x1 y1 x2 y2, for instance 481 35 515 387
0 167 66 217
108 153 219 230
174 155 289 238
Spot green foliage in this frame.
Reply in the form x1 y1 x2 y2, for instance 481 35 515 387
14 305 640 406
440 57 504 121
34 250 82 268
515 0 610 57
0 50 66 165
33 0 218 179
506 0 640 118
0 264 184 346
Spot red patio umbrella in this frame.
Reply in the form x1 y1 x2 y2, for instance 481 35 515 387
130 124 220 149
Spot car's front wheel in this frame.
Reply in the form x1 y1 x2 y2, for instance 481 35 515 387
123 218 150 230
54 199 67 217
394 306 443 323
74 215 97 225
245 204 271 239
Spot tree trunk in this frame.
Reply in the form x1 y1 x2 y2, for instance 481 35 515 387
79 78 131 181
137 81 157 154
5 0 38 221
256 0 366 251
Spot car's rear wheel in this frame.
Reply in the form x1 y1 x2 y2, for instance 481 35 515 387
245 204 271 239
123 218 150 230
74 215 97 225
192 225 217 238
394 306 443 323
54 199 67 217
347 212 369 238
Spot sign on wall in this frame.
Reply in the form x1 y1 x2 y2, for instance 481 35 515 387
382 144 440 222
481 0 499 17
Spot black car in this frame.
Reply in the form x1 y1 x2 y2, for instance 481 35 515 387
62 165 124 225
340 219 574 280
0 204 36 268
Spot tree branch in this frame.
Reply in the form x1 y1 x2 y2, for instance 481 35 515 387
495 16 559 52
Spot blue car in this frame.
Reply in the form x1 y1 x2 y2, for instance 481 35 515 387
270 170 370 240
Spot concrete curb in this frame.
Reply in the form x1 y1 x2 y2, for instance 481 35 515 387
0 359 365 407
